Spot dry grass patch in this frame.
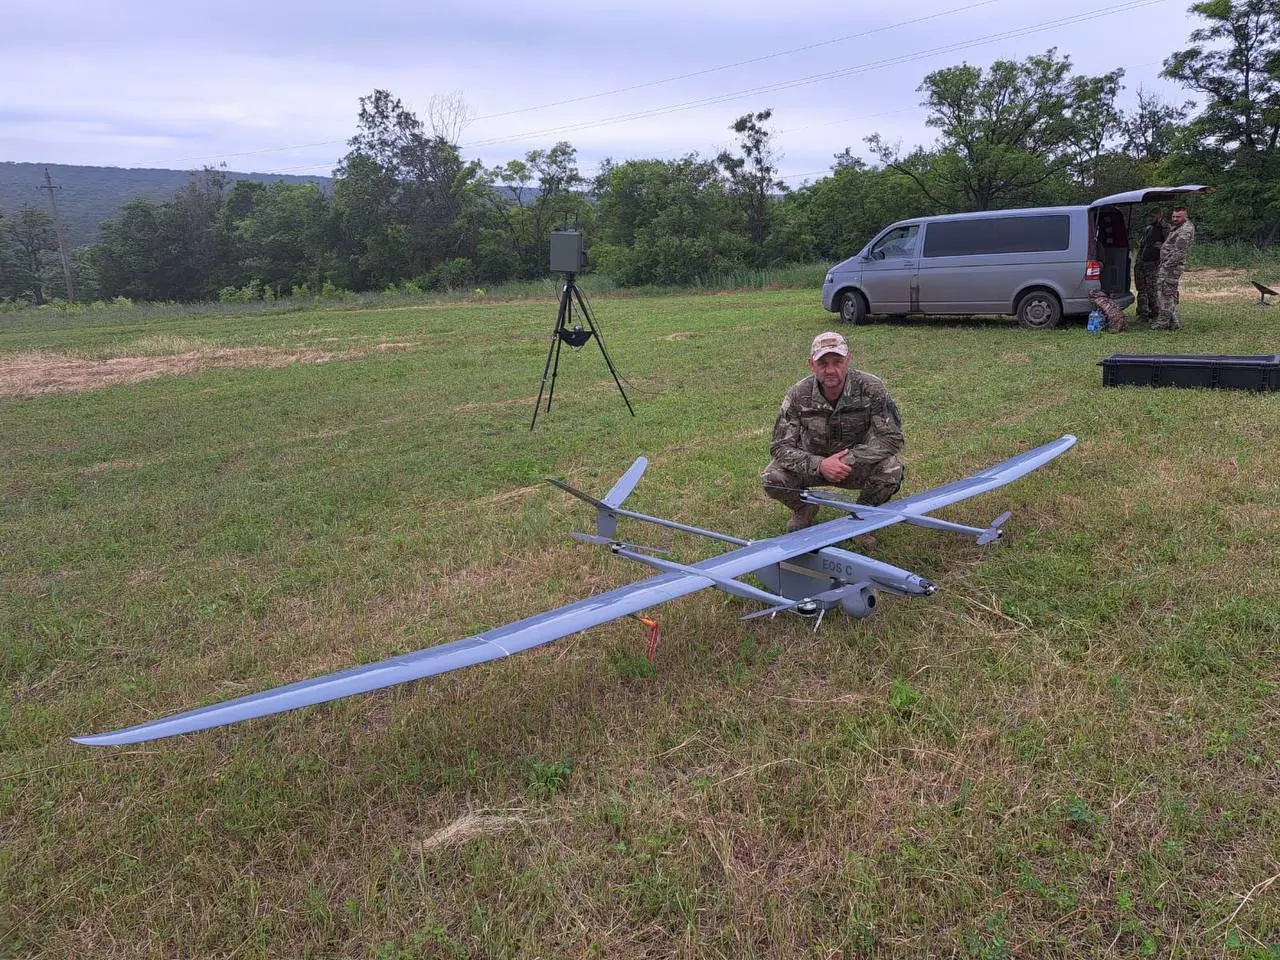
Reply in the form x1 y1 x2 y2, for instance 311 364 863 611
0 347 338 397
1179 267 1271 304
418 810 533 851
0 341 421 397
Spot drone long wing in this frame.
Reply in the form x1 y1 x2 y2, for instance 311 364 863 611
888 434 1077 515
74 434 1077 747
73 570 713 746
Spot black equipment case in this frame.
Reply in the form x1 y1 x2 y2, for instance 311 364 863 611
1100 354 1280 391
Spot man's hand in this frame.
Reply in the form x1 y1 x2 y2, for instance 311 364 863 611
819 450 852 482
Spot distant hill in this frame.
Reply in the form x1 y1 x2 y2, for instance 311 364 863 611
0 162 332 249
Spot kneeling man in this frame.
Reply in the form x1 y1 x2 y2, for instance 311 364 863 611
763 331 904 531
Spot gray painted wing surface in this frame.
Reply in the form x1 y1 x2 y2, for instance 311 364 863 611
889 434 1077 516
73 570 708 746
74 435 1075 746
748 434 1078 558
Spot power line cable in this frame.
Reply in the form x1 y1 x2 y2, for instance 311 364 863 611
138 0 1175 176
471 0 1008 121
125 0 1009 170
461 0 1172 149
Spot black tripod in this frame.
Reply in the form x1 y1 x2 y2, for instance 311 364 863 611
530 273 634 429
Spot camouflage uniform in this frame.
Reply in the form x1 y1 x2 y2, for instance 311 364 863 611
1134 219 1165 322
762 370 905 514
1155 219 1195 330
1089 289 1128 332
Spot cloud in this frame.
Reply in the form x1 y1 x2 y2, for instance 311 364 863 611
0 0 1203 181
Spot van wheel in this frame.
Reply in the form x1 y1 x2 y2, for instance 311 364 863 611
1015 290 1062 330
838 290 867 325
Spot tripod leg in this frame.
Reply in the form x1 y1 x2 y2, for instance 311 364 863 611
530 280 574 429
546 329 565 413
572 284 635 417
545 282 574 414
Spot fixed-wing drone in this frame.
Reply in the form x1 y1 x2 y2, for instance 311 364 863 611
74 435 1076 747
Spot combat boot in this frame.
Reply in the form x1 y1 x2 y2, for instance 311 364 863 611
787 504 819 532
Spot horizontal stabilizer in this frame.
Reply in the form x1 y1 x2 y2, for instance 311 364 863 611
977 511 1013 546
546 477 610 511
804 496 1016 545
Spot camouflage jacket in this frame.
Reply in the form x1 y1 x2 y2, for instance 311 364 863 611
769 371 904 482
1158 220 1195 275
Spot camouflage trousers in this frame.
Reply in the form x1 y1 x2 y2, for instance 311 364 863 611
1134 259 1159 320
762 454 904 510
1156 269 1184 328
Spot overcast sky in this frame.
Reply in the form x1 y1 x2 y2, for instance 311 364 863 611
2 0 1204 186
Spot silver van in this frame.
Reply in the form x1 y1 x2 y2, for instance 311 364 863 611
821 186 1211 329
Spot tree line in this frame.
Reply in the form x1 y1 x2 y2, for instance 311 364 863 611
2 1 1277 305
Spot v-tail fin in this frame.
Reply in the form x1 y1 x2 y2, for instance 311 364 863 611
603 457 648 507
546 457 648 539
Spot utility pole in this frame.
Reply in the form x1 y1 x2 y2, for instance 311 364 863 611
37 167 76 303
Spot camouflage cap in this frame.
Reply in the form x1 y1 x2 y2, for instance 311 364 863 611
809 331 850 361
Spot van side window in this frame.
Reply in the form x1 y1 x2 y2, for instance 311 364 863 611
922 215 1071 258
869 224 920 260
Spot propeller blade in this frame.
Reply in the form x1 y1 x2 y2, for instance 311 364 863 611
738 584 853 622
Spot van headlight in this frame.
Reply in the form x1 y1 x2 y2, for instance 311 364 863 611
824 274 834 285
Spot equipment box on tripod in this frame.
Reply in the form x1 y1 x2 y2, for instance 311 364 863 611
1099 354 1280 391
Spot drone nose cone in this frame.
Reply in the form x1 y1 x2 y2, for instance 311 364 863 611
920 579 938 595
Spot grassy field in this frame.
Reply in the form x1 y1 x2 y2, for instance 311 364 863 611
2 275 1278 958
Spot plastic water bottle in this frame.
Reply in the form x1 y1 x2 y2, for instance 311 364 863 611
1087 309 1105 333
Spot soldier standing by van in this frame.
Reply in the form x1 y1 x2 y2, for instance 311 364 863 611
763 331 904 531
1153 206 1195 330
1135 209 1166 324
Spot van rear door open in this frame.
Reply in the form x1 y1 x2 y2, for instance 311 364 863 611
1087 185 1213 306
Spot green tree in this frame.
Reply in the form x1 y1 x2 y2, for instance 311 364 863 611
333 89 485 287
790 155 937 262
92 198 165 300
592 156 737 286
0 208 14 300
1164 0 1280 154
89 169 233 302
868 49 1124 211
485 142 591 278
231 182 334 295
330 150 405 289
1122 87 1194 164
1161 0 1280 243
717 109 785 263
162 167 233 300
1 205 57 304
